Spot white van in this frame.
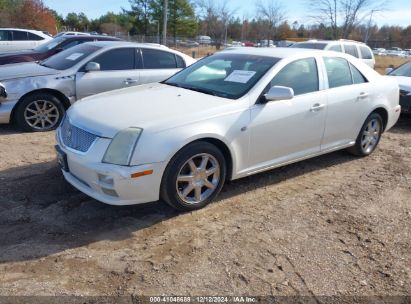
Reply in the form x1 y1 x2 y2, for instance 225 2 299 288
291 39 375 68
0 28 52 52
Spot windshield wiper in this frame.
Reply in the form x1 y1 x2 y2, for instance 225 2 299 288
164 82 219 97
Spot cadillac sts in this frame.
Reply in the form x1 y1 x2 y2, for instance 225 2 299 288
55 48 401 211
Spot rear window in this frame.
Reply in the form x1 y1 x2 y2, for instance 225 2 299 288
328 44 342 52
28 32 44 41
359 46 373 59
142 48 177 69
41 44 101 70
0 30 11 41
291 43 327 50
343 44 359 58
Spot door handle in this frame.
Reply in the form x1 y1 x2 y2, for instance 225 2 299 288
310 103 326 112
124 79 139 85
358 92 369 99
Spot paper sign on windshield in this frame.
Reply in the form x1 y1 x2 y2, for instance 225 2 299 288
65 53 84 61
224 70 256 83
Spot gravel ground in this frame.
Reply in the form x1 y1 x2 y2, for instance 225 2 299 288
0 116 410 297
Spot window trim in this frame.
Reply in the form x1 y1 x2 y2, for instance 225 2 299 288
256 56 321 104
141 48 178 69
86 47 137 72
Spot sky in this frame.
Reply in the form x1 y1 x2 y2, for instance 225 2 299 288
42 0 411 27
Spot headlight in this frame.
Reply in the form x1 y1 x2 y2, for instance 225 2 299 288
0 83 7 102
102 127 143 166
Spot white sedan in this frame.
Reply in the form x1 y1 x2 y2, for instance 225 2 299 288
56 48 401 211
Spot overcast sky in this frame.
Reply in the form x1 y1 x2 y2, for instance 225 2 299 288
42 0 411 27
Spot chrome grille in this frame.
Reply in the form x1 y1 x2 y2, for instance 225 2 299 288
60 117 97 153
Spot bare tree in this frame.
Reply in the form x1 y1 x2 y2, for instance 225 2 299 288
308 0 387 39
196 0 236 44
256 0 286 45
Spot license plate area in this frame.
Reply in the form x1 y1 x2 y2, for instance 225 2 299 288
55 145 69 172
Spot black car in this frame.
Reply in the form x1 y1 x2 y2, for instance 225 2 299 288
0 35 121 65
387 61 411 114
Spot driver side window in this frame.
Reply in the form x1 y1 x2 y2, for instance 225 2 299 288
269 58 319 96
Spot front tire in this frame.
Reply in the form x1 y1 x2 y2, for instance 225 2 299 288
347 112 383 156
160 141 227 211
15 92 65 132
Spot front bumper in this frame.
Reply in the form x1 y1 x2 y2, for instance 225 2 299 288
57 130 166 206
399 94 411 114
0 98 18 124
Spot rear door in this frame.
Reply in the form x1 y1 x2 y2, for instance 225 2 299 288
11 30 34 51
139 48 183 84
321 56 371 150
75 47 140 99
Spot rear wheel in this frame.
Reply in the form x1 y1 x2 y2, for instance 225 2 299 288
347 112 383 156
160 141 227 211
15 92 65 132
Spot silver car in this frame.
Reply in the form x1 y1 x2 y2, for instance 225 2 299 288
0 41 195 132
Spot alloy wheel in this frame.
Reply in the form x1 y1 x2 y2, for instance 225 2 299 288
176 153 221 204
24 100 60 131
361 118 381 154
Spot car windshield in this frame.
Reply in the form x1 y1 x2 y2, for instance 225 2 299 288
40 44 101 70
389 61 411 77
34 37 67 52
291 43 327 50
164 53 279 99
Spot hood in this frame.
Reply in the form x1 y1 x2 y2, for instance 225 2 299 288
390 76 411 91
68 83 241 138
0 62 59 81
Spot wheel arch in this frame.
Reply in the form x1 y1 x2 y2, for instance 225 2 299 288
11 89 70 123
371 107 388 132
165 136 235 182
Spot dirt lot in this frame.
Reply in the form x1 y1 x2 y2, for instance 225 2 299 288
0 116 410 297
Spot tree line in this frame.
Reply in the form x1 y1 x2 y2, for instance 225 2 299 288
1 0 410 48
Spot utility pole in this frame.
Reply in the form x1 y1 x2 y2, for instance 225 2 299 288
364 9 376 44
162 0 168 46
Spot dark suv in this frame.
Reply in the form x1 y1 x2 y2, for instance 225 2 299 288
0 35 121 65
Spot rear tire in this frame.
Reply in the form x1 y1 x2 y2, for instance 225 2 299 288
347 112 383 156
15 92 65 132
160 141 227 211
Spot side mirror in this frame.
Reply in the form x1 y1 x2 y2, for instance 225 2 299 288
85 62 100 72
264 86 294 102
0 83 7 101
385 67 393 75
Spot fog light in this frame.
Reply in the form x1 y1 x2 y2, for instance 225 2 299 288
98 174 114 186
101 188 119 197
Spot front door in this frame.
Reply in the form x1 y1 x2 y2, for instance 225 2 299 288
247 57 327 172
76 47 140 99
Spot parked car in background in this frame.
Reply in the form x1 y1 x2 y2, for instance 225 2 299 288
55 48 400 211
0 28 52 52
0 35 120 65
291 39 375 68
196 35 212 44
386 61 411 113
0 41 196 132
373 48 387 56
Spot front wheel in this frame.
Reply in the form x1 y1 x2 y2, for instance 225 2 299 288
15 92 65 132
160 141 227 211
347 112 383 156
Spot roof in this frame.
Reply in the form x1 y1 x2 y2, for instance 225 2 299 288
82 41 171 49
64 35 120 41
297 39 366 45
220 47 332 59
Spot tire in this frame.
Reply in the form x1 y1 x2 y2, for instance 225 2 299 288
347 112 383 156
160 141 227 211
15 92 65 132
